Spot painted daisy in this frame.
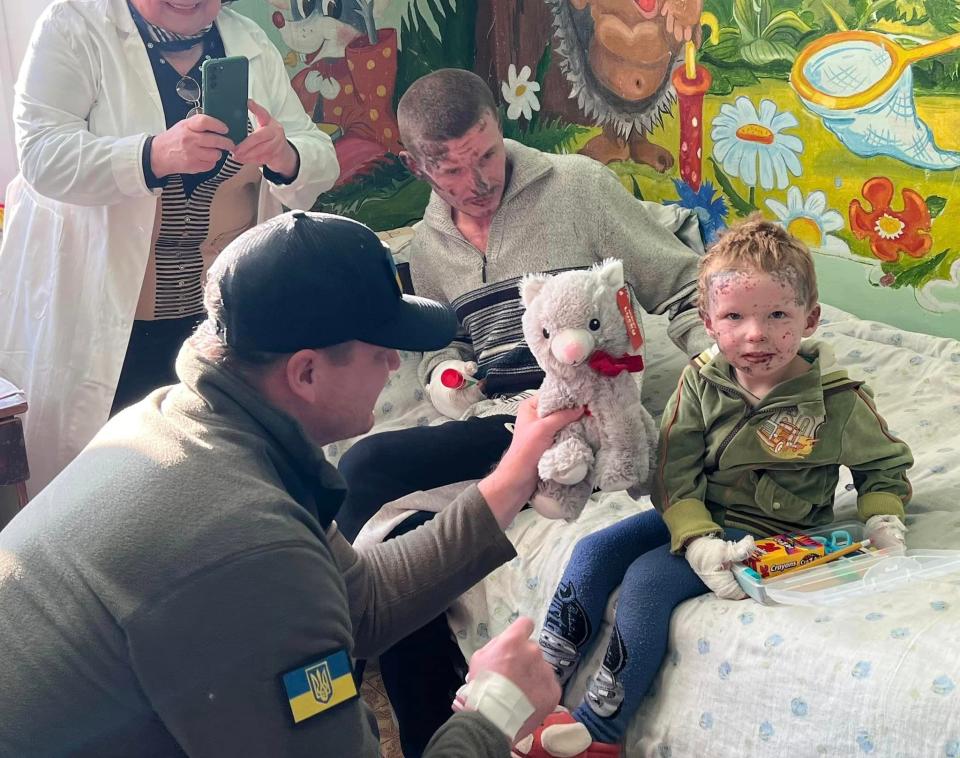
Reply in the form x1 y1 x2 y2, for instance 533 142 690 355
766 186 850 256
711 97 803 190
501 64 541 121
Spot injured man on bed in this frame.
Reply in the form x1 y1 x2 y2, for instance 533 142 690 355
333 67 714 756
0 211 584 758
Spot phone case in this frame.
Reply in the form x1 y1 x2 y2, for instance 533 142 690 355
201 56 249 145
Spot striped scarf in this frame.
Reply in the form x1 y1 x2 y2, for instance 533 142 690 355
128 2 214 52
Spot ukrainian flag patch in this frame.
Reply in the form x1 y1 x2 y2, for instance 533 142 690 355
282 649 358 724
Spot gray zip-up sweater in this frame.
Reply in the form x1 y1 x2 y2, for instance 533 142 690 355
0 343 515 757
409 139 711 394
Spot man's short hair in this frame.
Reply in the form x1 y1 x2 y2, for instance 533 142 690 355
397 68 499 160
697 214 819 312
189 277 291 376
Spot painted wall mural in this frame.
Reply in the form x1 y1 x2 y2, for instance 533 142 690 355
232 0 960 339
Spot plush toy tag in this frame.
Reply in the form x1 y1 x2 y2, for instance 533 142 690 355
616 287 643 351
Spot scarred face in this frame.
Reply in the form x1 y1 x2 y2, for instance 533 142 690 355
702 268 820 391
130 0 221 35
404 112 507 223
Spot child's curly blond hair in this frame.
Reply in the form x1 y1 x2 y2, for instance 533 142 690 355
697 214 819 314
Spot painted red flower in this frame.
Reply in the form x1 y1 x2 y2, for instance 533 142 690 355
849 177 932 262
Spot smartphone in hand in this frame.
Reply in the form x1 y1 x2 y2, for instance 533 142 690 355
201 55 249 145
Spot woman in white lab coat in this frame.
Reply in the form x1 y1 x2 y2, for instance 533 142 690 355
0 0 339 495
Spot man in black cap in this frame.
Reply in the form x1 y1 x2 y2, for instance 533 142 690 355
0 211 579 757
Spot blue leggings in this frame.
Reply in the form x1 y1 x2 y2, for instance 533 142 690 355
539 509 745 743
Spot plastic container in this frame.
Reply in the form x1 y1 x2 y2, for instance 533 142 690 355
732 521 960 606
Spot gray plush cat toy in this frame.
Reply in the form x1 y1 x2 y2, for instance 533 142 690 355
520 259 657 521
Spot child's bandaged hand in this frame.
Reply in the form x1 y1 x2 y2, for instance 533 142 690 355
685 534 756 600
866 514 907 552
427 360 485 419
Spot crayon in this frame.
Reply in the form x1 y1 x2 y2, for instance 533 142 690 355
763 539 873 582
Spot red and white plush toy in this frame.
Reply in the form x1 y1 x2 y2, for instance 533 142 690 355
512 708 621 758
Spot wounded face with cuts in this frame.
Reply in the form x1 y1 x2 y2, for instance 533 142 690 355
700 265 820 399
403 111 508 223
694 216 822 400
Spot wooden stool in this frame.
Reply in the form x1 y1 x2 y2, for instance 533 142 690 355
0 377 30 509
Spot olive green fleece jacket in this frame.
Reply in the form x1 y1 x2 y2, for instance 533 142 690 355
653 342 913 553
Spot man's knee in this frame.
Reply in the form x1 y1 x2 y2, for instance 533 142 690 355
338 432 398 484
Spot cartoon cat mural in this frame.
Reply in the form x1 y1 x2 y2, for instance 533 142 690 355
265 0 401 184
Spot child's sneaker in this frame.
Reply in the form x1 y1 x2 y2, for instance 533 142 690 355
511 708 621 758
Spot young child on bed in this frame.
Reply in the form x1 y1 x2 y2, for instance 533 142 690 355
514 215 914 758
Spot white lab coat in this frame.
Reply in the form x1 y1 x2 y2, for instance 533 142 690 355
0 0 339 496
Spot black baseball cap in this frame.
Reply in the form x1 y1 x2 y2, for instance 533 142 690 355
208 211 457 353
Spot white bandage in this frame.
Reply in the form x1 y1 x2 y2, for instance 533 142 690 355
452 670 535 743
685 534 756 600
426 360 485 419
865 514 907 552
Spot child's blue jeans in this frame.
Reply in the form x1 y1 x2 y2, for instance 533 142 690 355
540 508 748 743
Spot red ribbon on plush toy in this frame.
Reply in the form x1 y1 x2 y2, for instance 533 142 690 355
588 351 644 377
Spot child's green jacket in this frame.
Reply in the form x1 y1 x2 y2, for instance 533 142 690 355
653 341 913 553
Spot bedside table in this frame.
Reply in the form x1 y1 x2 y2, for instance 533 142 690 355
0 377 30 509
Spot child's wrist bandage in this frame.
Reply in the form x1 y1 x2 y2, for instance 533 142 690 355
452 670 535 743
865 514 907 551
685 534 755 600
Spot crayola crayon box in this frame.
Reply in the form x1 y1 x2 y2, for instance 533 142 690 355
744 532 826 579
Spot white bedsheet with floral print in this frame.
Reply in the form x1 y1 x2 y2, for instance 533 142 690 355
450 305 960 758
329 303 960 757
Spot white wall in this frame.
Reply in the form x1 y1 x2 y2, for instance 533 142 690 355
0 0 54 193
